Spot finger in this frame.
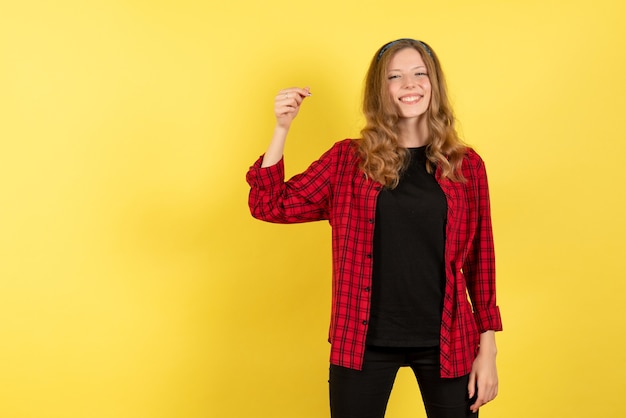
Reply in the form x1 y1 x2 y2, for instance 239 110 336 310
276 90 291 102
469 388 485 413
286 87 312 98
274 87 312 126
467 372 476 399
470 395 486 413
277 87 312 101
275 97 299 113
479 374 497 401
275 94 302 111
469 374 485 412
275 92 309 116
276 99 302 113
469 380 497 413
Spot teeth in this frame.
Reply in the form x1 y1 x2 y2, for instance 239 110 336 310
400 96 420 103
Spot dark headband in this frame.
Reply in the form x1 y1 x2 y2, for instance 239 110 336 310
376 38 433 61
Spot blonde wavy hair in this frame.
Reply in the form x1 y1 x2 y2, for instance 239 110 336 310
357 39 467 188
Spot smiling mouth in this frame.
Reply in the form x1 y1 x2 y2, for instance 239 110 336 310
399 95 422 104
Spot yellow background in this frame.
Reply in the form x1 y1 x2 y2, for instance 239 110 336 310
1 0 625 417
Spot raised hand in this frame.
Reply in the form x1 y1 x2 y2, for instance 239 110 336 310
274 87 312 129
261 86 312 168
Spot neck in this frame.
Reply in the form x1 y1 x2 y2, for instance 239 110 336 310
396 116 429 148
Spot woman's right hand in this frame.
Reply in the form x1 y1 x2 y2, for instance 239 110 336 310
261 87 312 168
275 87 311 129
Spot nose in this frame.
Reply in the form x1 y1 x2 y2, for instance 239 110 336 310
402 76 416 89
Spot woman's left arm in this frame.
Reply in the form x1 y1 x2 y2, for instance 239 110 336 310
462 152 502 413
468 330 498 413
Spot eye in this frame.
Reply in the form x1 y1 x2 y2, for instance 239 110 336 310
416 72 428 77
387 74 400 80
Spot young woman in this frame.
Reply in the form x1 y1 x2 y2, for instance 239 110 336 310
247 38 502 418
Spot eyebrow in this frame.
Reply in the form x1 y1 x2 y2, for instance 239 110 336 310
387 66 427 72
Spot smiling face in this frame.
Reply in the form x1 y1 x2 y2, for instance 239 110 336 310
386 47 432 120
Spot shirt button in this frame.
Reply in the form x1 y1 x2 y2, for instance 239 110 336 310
374 186 381 191
368 219 374 224
364 287 370 292
362 320 368 325
366 254 372 259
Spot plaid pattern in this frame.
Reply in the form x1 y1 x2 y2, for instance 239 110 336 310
247 139 502 378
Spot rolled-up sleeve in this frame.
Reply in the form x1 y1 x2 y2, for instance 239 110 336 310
463 154 502 333
246 147 334 224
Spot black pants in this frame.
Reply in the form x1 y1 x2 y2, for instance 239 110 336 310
329 346 478 418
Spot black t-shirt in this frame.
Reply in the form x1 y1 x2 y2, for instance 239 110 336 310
366 146 447 347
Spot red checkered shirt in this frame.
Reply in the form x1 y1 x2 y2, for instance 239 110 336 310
246 139 502 378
